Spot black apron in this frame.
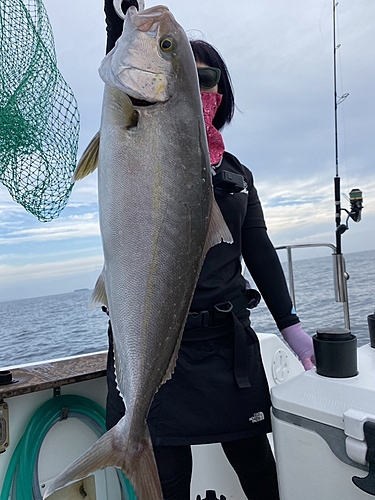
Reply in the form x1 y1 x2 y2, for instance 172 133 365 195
106 293 272 446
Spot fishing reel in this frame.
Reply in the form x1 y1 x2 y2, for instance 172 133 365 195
336 188 363 235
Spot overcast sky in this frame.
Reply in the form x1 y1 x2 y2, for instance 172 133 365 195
0 0 374 302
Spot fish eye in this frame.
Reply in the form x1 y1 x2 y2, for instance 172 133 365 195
160 38 174 52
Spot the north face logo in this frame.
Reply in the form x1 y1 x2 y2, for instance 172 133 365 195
249 411 265 423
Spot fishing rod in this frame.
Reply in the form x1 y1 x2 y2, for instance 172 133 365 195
331 1 364 328
332 0 363 256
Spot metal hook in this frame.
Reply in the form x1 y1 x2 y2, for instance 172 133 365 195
113 0 126 19
113 0 145 19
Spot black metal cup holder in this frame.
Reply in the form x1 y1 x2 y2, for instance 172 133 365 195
368 314 375 348
313 328 358 378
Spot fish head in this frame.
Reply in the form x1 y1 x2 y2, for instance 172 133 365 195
99 5 198 103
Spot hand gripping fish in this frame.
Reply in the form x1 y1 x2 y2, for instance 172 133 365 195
44 5 232 500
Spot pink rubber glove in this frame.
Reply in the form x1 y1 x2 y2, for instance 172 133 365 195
280 323 315 370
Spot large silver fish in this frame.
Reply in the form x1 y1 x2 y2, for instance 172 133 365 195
44 5 232 500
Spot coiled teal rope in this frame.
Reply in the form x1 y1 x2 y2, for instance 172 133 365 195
0 395 137 500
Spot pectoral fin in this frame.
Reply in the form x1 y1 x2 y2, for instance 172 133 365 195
110 87 139 129
73 132 100 182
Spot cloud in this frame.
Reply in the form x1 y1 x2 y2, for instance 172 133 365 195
0 255 103 284
0 223 99 244
0 0 373 300
0 211 100 245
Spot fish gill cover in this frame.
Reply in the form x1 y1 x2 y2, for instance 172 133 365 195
0 0 80 222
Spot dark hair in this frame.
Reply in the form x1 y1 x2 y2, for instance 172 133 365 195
190 40 235 130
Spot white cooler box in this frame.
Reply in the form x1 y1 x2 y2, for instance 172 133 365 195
271 343 375 500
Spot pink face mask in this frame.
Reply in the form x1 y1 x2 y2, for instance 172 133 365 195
200 92 225 165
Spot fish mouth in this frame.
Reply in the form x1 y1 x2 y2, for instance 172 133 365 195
129 96 158 107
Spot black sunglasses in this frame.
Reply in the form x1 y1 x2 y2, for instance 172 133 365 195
197 67 221 89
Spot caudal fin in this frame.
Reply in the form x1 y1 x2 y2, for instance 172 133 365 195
43 417 163 500
129 429 163 500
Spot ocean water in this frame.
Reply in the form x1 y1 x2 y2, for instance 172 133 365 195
249 248 375 344
0 249 374 368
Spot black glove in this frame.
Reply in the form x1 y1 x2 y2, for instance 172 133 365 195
104 0 140 54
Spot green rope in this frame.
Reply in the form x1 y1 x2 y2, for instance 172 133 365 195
0 395 137 500
0 0 80 222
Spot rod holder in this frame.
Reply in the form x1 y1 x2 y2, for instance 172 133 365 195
368 314 375 348
313 328 357 378
332 253 348 303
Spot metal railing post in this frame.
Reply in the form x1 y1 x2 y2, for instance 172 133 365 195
273 243 350 330
286 247 296 309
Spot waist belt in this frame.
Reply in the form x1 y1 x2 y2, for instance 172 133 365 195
185 294 251 389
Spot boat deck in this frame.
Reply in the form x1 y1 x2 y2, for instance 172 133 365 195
0 352 107 399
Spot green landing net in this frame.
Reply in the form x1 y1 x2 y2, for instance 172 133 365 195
0 0 80 222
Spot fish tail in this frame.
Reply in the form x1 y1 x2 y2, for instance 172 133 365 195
130 425 164 500
43 417 163 500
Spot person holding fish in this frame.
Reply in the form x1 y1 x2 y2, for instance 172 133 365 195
44 2 317 500
97 2 316 500
44 3 314 500
44 0 314 500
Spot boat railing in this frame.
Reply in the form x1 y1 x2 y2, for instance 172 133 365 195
274 243 350 330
